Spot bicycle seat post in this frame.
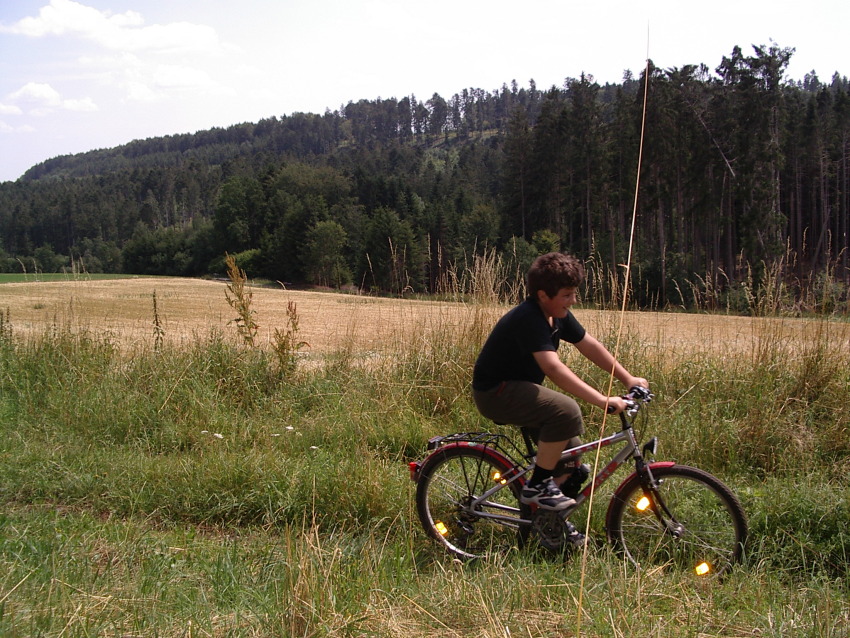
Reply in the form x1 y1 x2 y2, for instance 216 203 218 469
520 428 537 459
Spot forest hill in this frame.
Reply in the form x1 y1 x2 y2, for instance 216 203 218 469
1 45 848 311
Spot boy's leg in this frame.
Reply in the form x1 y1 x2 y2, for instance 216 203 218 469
536 439 569 470
473 382 583 511
526 437 568 485
553 435 582 481
473 382 583 440
553 436 590 496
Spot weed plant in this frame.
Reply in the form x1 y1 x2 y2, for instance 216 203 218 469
224 253 259 347
0 274 848 635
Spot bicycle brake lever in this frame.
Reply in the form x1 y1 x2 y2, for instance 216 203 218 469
628 386 653 403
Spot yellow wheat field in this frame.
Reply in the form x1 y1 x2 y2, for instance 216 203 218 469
1 277 847 365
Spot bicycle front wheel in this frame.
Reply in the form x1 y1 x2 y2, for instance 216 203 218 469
606 465 747 577
416 446 525 560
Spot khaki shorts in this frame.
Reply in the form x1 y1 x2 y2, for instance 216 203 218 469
472 381 584 443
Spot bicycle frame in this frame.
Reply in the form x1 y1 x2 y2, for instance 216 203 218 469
411 416 654 530
550 426 640 508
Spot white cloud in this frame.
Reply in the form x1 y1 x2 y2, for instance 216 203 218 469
109 62 222 104
77 51 142 71
7 81 98 114
116 21 222 54
63 97 98 112
123 81 159 103
10 82 62 107
0 121 36 134
2 0 140 37
0 103 23 115
2 0 224 55
3 2 242 107
153 64 214 91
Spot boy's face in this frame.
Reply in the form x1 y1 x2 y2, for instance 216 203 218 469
537 287 578 319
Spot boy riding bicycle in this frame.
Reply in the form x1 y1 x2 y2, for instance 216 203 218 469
472 252 649 511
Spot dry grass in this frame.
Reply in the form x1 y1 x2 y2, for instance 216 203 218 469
2 277 848 364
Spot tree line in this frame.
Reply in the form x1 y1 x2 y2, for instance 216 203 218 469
1 43 848 311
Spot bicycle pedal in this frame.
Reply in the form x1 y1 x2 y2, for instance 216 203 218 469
558 518 586 547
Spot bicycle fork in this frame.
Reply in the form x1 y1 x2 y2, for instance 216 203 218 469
631 455 685 538
603 426 680 534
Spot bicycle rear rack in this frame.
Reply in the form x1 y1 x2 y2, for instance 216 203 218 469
426 432 531 466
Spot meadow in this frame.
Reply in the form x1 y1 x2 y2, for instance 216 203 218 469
0 274 848 637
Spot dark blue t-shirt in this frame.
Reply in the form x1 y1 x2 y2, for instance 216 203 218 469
472 298 586 391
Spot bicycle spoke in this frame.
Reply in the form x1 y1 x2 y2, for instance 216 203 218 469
416 447 525 560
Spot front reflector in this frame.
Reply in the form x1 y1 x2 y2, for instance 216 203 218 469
636 496 651 511
695 562 711 576
435 521 449 536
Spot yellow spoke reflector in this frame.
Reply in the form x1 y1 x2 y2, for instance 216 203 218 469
695 562 712 576
435 521 449 536
635 495 651 511
493 472 507 485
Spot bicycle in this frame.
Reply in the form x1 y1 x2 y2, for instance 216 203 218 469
409 387 748 577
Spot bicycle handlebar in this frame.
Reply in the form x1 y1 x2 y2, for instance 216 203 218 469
606 385 654 416
627 385 653 402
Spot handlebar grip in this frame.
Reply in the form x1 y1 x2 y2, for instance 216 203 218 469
609 393 645 415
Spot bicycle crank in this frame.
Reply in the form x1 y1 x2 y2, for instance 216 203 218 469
531 510 585 552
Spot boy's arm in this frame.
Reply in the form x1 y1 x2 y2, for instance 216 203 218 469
573 334 648 390
533 350 629 413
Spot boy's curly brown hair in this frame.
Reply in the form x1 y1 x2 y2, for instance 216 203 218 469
527 252 585 299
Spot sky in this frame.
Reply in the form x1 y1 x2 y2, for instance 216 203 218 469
1 0 848 183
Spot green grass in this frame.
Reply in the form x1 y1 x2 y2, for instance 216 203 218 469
0 273 143 284
0 506 846 637
0 308 848 636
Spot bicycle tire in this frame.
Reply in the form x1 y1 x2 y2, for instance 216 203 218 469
606 464 747 577
416 445 526 560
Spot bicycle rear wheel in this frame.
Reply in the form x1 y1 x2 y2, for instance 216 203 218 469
606 465 747 577
416 445 525 560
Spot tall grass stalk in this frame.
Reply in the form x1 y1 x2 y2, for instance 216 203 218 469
676 245 848 316
435 247 526 305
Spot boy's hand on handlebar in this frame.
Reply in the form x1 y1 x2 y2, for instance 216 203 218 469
605 396 631 414
626 376 649 390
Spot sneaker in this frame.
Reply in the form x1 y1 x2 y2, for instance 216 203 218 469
559 463 591 498
521 477 576 511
